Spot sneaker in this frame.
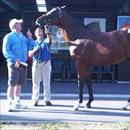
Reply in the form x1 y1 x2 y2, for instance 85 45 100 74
7 101 12 112
32 100 39 106
45 101 52 106
13 101 27 109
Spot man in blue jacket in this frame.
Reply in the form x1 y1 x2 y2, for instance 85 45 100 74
2 18 33 111
28 27 52 106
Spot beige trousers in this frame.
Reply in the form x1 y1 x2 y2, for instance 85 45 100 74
31 60 51 102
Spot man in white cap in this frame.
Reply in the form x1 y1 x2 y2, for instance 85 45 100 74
2 18 33 111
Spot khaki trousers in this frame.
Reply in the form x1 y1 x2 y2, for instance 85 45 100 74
32 60 51 102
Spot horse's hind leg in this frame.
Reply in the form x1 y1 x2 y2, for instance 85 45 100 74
122 97 130 110
86 76 94 108
73 78 86 111
78 78 86 103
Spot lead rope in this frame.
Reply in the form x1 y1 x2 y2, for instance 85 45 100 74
36 40 44 64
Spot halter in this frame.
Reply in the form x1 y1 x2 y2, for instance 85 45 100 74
36 6 66 26
41 7 62 26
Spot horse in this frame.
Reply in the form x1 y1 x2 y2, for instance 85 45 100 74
36 6 130 110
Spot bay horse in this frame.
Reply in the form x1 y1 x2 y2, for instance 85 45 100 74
36 6 130 110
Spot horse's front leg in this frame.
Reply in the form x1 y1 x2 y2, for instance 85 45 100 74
86 76 94 108
73 78 85 111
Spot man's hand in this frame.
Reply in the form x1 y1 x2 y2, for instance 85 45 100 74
28 46 41 57
15 59 21 68
34 46 41 52
44 26 52 46
44 26 51 35
26 28 32 39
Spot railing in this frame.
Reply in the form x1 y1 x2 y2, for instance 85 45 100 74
50 59 116 82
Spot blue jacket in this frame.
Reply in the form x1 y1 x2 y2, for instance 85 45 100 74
30 39 51 63
2 31 33 64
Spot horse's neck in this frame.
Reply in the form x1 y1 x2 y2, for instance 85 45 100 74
59 13 87 42
58 12 109 45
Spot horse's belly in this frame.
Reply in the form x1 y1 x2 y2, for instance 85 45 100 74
91 54 126 66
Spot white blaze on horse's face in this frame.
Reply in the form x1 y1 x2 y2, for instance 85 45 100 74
45 7 61 24
47 8 57 15
36 7 62 26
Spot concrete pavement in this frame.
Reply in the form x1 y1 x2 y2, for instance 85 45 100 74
0 74 130 123
0 93 130 123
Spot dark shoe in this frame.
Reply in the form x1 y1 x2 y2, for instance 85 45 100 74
32 100 38 106
45 101 52 106
7 101 12 112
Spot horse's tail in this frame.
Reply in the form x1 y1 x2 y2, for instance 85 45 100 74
121 27 130 41
125 28 130 59
127 27 130 42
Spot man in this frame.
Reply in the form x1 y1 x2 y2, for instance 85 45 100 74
28 27 52 106
2 18 32 111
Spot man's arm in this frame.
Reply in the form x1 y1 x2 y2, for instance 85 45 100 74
2 35 17 62
28 46 41 57
26 29 40 58
44 26 52 47
46 34 52 46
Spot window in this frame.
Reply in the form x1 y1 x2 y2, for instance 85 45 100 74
50 26 68 50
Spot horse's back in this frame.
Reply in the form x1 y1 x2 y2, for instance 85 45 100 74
81 29 129 65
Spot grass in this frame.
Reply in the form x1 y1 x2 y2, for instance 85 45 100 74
0 122 130 130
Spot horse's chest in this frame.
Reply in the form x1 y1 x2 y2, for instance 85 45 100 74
69 46 83 57
69 45 82 58
69 40 86 58
69 46 77 56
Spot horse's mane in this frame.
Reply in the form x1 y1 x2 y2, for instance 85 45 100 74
62 9 89 30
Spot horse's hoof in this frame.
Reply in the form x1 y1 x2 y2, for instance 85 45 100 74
122 107 127 110
122 104 130 110
73 102 80 111
73 107 79 111
86 104 91 108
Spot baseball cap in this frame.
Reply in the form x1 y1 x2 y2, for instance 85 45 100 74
9 18 23 31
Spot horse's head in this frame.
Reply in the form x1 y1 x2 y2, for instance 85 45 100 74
36 6 66 27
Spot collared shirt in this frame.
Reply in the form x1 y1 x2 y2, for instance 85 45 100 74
30 38 51 63
2 31 33 64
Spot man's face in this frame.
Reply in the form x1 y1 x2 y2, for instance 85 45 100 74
14 23 22 32
35 28 44 39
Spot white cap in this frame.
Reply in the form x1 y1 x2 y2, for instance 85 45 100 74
9 18 23 31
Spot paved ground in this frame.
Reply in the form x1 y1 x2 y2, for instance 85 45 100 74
0 67 130 123
0 98 130 123
0 79 130 123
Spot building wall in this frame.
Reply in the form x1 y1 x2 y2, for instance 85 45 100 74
118 60 130 81
22 10 130 82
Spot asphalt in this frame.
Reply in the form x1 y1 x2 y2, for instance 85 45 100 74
0 98 130 123
0 67 130 123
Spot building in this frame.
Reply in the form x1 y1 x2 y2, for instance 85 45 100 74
0 0 130 82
